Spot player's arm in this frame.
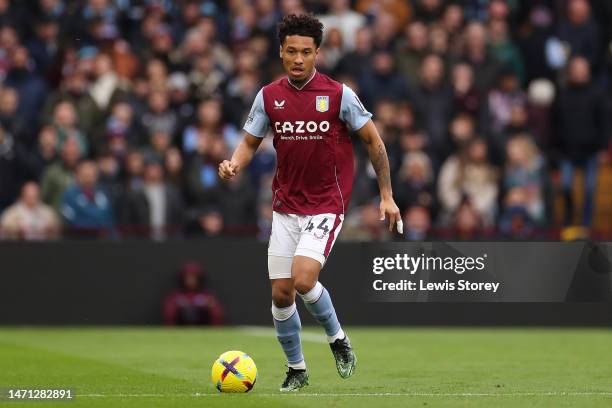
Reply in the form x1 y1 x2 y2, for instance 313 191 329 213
356 120 402 233
219 89 268 180
218 132 263 180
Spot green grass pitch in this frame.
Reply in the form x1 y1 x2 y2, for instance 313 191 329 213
0 327 611 407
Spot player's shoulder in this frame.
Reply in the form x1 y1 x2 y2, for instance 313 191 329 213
262 77 287 93
314 71 343 92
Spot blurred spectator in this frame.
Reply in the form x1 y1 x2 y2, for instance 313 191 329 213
498 187 538 239
143 130 172 164
317 27 344 74
413 0 444 24
141 90 177 140
395 21 429 87
356 0 410 45
120 158 184 240
318 0 365 51
163 261 224 326
80 53 127 138
438 138 498 226
183 98 240 153
402 205 431 241
558 0 601 70
526 78 555 152
359 50 410 109
0 86 27 142
164 147 185 190
103 101 138 157
187 133 225 207
516 5 555 82
167 71 195 136
486 70 527 164
40 135 80 211
447 113 477 159
553 56 608 226
186 206 224 237
3 46 48 132
52 100 88 155
96 149 122 208
18 125 59 181
218 171 257 236
503 134 548 225
27 16 60 77
123 149 145 191
412 54 453 158
336 26 373 80
488 19 524 83
0 181 60 240
486 70 526 136
59 160 113 236
340 201 392 242
451 63 481 118
247 137 276 191
41 71 89 128
449 200 485 240
189 51 227 101
0 125 19 210
394 151 436 214
461 22 500 93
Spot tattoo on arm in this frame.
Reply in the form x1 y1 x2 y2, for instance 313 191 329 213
369 142 392 195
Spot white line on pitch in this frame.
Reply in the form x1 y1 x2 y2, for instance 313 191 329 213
77 392 612 398
240 326 327 343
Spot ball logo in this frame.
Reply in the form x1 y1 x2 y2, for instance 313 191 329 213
274 121 330 134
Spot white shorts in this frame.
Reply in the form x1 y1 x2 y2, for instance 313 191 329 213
267 211 344 278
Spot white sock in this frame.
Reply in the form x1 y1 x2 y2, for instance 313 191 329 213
288 360 307 370
327 328 346 344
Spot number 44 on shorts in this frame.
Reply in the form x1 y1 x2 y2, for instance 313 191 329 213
305 218 330 236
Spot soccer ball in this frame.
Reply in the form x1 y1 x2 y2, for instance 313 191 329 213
211 350 257 393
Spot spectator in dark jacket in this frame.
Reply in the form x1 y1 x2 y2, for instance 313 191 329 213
412 54 454 158
553 56 608 226
59 160 114 236
0 126 19 210
558 0 601 70
358 50 411 110
3 47 47 139
163 261 224 326
120 158 184 240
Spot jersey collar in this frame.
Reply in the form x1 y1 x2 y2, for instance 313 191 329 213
287 69 317 91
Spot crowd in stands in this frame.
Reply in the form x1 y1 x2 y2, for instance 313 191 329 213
1 0 611 241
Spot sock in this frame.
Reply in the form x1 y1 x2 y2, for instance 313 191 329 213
327 328 346 344
288 360 306 370
299 282 343 342
271 302 305 367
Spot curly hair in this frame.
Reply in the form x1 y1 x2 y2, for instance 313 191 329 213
277 14 324 48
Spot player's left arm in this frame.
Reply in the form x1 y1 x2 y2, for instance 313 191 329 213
356 120 402 233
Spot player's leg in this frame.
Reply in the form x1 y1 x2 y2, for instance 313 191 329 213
293 213 356 378
268 212 308 391
269 275 308 391
292 256 344 342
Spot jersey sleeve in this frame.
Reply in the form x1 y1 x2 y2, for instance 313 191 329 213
243 89 269 138
340 84 372 131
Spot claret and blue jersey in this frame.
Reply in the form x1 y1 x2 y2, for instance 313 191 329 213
243 70 372 215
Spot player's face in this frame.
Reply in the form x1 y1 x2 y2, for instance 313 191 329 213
280 35 319 82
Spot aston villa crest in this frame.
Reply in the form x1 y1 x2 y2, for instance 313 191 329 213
316 95 329 112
